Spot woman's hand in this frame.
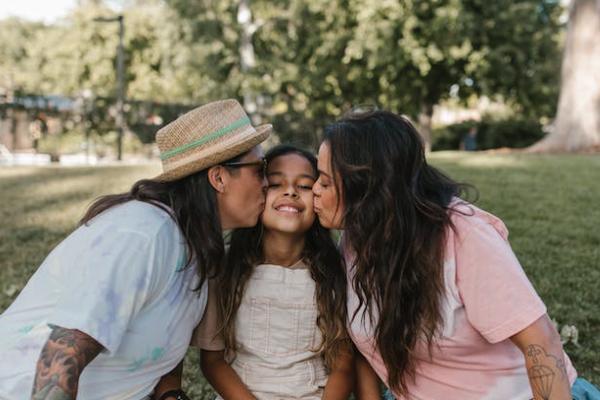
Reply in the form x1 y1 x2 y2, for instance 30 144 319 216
510 314 572 400
152 361 185 400
353 351 381 400
322 341 355 400
200 349 256 400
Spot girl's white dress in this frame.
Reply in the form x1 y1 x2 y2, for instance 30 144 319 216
220 262 327 400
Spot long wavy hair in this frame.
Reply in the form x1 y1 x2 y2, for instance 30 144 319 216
324 110 474 395
80 153 246 288
218 144 347 368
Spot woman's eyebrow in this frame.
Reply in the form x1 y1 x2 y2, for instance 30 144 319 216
318 169 331 178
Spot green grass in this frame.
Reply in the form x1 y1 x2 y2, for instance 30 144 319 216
430 152 600 384
0 152 598 395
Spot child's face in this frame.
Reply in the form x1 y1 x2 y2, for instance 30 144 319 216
262 153 316 235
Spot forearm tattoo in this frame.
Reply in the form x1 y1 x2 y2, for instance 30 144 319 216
31 325 103 400
525 344 569 400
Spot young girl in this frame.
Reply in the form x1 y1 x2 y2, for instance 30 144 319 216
193 145 353 400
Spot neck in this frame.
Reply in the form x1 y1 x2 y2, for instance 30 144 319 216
262 230 305 267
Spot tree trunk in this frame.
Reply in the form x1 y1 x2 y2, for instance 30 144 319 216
238 0 258 117
9 108 18 152
529 0 600 152
418 102 433 152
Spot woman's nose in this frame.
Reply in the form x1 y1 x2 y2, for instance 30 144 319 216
312 182 321 196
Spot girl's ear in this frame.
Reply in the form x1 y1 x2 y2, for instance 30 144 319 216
208 165 227 193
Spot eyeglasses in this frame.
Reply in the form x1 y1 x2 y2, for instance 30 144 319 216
221 158 267 178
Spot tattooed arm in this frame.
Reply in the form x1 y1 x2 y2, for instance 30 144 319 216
31 325 103 400
510 314 571 400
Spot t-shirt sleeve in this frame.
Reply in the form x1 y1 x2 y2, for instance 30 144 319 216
47 227 160 354
454 216 547 344
191 279 225 351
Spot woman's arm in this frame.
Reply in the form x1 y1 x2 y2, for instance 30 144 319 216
510 314 571 400
31 325 103 400
322 342 355 400
353 351 382 400
200 349 256 400
152 361 187 400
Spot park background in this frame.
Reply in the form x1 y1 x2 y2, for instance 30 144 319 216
0 0 599 397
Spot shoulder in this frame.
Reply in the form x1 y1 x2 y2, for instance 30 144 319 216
86 200 178 236
448 200 509 242
77 200 184 256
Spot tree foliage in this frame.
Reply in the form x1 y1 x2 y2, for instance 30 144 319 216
1 0 565 148
165 0 564 147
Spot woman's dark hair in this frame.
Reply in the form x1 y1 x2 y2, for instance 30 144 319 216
80 152 246 288
218 144 348 368
324 110 474 395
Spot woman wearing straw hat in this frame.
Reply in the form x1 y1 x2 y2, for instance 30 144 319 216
0 99 271 400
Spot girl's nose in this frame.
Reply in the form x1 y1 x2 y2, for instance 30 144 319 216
284 186 299 198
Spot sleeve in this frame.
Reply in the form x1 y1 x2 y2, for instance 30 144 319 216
47 227 160 354
454 217 547 344
191 279 225 351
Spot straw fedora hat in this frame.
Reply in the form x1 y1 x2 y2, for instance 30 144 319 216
154 99 271 182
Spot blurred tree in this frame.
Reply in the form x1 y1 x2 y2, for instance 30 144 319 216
0 18 46 94
251 0 361 146
24 1 117 97
342 0 563 149
1 0 565 149
165 0 563 149
0 0 210 142
529 0 600 152
465 0 563 119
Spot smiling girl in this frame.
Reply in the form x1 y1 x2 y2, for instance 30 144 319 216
194 144 353 400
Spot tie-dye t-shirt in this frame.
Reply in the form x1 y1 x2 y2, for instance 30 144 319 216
344 202 577 400
0 201 207 400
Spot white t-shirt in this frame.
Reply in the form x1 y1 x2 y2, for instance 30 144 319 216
0 201 208 400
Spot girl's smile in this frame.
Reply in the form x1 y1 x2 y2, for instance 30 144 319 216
273 201 305 214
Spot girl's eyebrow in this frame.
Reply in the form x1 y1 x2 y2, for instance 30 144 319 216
267 171 316 180
318 169 331 178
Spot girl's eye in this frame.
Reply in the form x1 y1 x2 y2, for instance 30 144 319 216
267 183 281 188
298 185 313 190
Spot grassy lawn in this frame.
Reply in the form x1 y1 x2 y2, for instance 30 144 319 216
1 152 598 396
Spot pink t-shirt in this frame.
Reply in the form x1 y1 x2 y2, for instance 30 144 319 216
345 202 577 400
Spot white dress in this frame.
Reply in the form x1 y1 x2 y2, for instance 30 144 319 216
223 262 327 400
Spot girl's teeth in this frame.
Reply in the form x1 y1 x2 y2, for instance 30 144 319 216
279 206 299 213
